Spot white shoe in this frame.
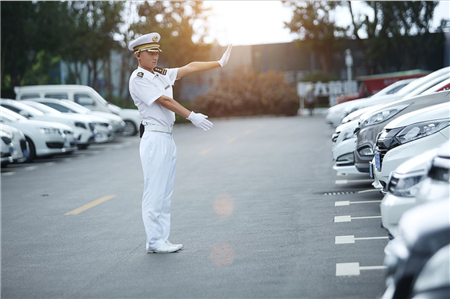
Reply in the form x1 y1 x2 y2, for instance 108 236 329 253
148 242 181 253
166 241 183 251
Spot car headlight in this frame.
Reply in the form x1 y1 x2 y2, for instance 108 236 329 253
428 156 450 183
387 171 426 197
413 244 450 293
357 145 373 156
39 127 61 135
396 120 450 145
362 104 410 127
74 122 87 129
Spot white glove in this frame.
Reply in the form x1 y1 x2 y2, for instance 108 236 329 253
218 44 233 67
187 111 213 131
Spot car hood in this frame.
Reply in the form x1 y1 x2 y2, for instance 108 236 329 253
66 113 110 124
89 111 124 122
7 119 73 132
394 147 439 175
385 102 450 129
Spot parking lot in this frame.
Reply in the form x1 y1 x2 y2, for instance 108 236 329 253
2 115 388 298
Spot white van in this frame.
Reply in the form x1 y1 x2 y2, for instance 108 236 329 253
14 85 141 136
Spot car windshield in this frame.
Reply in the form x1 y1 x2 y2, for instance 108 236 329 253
397 69 449 96
0 107 27 121
2 101 44 116
61 100 91 113
23 101 62 114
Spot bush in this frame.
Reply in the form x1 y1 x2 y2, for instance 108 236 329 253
192 66 299 117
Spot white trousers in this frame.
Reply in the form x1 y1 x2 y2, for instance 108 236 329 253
139 131 177 251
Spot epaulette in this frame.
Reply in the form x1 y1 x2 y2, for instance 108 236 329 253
153 67 167 75
137 72 144 78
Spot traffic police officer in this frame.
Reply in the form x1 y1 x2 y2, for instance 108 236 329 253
128 32 232 253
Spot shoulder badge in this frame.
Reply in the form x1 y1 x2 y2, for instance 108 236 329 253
153 67 167 75
137 72 144 78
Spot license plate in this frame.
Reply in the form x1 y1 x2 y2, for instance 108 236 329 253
369 162 374 179
375 153 382 171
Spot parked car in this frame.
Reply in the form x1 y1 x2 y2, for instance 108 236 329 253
341 68 450 122
326 79 416 127
382 199 450 299
22 98 126 136
14 85 141 136
0 123 28 164
331 120 360 175
371 102 450 191
380 146 441 237
355 88 450 173
21 100 114 144
0 107 76 162
1 130 14 166
0 99 96 149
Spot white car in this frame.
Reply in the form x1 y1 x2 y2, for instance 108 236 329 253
1 130 14 166
22 100 114 144
23 98 126 136
328 67 450 127
0 107 77 162
1 123 28 164
372 102 450 191
14 85 142 136
0 99 96 149
325 79 416 127
380 146 440 237
331 120 360 174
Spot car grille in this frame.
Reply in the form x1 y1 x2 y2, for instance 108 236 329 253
1 152 11 158
46 142 64 149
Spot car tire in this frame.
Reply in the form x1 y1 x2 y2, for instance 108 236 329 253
122 120 137 136
24 136 36 163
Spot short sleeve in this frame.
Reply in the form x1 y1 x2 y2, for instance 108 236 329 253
130 77 163 106
166 68 179 85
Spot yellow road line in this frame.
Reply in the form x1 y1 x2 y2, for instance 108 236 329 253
200 148 214 155
64 195 116 215
227 137 237 144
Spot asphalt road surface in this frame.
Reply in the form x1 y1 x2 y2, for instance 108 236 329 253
2 115 387 299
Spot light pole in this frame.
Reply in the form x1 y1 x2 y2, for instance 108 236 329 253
345 49 353 83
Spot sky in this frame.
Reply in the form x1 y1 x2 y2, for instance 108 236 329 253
204 0 450 46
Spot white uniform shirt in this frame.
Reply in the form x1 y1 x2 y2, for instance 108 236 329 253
129 66 179 127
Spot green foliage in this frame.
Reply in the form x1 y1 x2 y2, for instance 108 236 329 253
283 1 347 72
192 67 299 117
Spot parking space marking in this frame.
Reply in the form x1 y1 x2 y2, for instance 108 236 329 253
64 195 116 215
45 162 56 166
334 215 382 222
336 263 387 276
24 166 37 171
2 172 15 176
200 148 214 155
335 200 382 206
335 235 389 244
227 137 238 144
335 179 374 185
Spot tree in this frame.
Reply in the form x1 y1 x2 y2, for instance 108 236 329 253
347 1 442 73
282 1 347 73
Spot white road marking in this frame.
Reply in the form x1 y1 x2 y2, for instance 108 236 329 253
24 166 37 171
335 235 389 244
336 263 387 276
2 172 15 176
45 162 56 166
335 179 374 185
335 200 382 206
334 215 382 222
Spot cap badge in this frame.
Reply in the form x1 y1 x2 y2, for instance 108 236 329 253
152 35 158 42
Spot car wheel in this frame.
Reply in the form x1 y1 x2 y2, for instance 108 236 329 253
122 120 137 136
24 137 36 163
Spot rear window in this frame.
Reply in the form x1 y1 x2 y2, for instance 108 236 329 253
45 93 69 100
20 93 40 100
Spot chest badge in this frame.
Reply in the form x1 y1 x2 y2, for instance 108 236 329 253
137 72 144 78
